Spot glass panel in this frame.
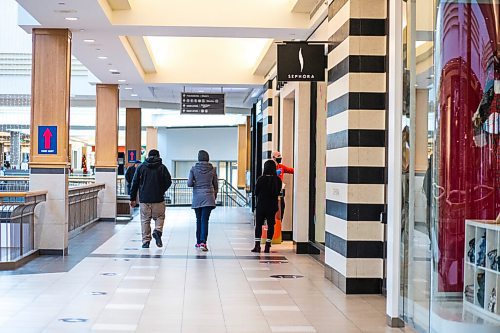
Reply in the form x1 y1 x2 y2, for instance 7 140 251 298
400 0 435 331
431 0 499 331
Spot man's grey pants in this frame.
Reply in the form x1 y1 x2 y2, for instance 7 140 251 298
140 202 165 243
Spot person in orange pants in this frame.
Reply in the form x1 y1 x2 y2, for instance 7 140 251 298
272 151 294 221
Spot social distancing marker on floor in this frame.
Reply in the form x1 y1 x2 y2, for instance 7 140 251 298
260 261 288 264
270 274 304 279
59 318 88 323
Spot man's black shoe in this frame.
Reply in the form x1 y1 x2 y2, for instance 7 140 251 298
142 241 150 248
152 230 163 247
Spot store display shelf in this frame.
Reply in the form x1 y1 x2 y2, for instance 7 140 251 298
463 220 499 322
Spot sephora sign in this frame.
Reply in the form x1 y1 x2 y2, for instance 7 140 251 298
277 43 326 82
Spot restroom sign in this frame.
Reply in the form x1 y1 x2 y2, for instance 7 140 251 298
38 126 57 154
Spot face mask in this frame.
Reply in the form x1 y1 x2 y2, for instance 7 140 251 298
275 158 282 164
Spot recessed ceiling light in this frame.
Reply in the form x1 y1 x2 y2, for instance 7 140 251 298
118 79 126 82
65 17 78 21
79 29 85 32
83 39 95 43
131 94 138 97
97 56 107 60
124 87 133 90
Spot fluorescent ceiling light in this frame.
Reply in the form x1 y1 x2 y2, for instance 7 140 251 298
124 87 133 90
84 39 95 43
146 37 271 71
118 79 126 82
131 94 138 97
109 69 118 72
97 56 107 59
65 17 78 21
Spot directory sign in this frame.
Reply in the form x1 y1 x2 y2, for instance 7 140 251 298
38 126 57 154
181 93 225 115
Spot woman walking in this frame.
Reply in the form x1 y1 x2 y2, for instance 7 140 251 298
187 150 218 251
251 160 282 253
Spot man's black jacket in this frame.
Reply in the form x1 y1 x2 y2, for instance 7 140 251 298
130 156 172 203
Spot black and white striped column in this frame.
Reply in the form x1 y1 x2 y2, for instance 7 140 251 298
324 0 387 294
262 80 274 160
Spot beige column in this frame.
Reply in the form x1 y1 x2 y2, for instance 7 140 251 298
280 92 295 236
28 28 71 254
237 124 247 189
415 89 429 173
125 108 141 164
146 127 158 152
95 84 119 220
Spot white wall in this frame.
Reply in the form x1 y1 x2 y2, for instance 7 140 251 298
157 126 238 172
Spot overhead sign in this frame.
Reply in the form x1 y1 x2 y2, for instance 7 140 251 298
181 93 225 115
277 43 326 82
38 126 57 154
127 149 137 163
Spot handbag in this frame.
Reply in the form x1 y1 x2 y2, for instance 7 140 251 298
487 288 496 313
467 238 475 263
487 249 498 270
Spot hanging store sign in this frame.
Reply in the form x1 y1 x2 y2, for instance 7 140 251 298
181 93 225 115
277 43 326 82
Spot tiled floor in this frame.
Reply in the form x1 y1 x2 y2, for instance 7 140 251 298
0 207 415 333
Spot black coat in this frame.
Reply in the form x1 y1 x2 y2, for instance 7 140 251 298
125 165 136 195
255 175 282 213
130 157 172 203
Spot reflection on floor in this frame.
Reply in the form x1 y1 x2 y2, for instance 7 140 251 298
0 207 414 333
402 227 431 333
0 220 125 275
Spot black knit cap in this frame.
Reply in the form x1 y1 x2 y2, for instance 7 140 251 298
148 149 160 157
198 150 209 162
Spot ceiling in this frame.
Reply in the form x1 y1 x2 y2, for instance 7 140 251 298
15 0 326 110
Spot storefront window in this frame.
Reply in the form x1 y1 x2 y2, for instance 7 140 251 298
431 0 499 331
401 0 499 331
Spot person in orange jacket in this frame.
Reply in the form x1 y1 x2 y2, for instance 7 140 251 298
272 151 294 220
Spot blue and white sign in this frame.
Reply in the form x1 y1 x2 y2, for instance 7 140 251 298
127 149 137 163
38 126 57 154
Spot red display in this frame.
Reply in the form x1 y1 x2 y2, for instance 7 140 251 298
436 1 499 292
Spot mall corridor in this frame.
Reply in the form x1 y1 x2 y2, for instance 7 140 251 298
0 208 412 333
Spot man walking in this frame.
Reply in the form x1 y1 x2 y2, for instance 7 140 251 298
130 149 172 248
